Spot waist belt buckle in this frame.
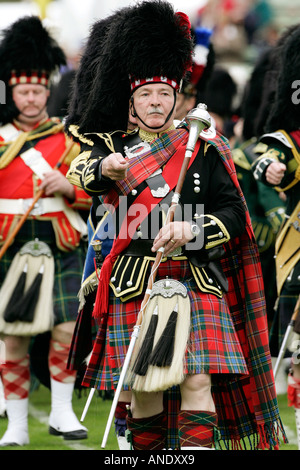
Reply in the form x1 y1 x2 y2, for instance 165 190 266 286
150 183 170 198
23 198 43 216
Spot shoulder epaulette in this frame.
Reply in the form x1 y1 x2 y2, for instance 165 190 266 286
66 150 92 188
260 131 293 149
68 124 94 146
232 148 251 171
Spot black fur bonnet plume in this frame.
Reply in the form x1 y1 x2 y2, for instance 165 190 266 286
66 0 194 136
0 15 66 124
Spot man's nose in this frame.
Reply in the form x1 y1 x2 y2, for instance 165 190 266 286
150 93 161 105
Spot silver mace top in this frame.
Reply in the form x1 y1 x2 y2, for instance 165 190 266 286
184 103 212 156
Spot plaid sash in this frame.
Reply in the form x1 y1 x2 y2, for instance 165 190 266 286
100 127 188 210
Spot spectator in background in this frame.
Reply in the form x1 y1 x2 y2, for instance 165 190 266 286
175 27 215 122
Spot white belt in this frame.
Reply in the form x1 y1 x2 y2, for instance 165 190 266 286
0 197 66 216
0 197 87 237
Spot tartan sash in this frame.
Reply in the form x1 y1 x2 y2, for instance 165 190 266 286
92 134 200 318
100 128 189 210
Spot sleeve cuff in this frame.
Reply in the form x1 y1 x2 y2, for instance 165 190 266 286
195 214 230 249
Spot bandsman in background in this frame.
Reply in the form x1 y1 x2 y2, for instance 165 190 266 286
252 24 300 449
0 16 91 446
232 45 287 352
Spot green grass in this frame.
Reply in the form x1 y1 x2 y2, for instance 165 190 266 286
0 385 298 450
0 385 118 450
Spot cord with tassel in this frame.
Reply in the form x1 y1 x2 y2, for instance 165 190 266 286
3 263 28 323
149 304 178 368
4 264 44 323
132 305 159 376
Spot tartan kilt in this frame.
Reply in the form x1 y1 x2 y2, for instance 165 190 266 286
0 218 86 326
82 259 248 390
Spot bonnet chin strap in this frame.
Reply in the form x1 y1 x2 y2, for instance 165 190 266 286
130 90 177 131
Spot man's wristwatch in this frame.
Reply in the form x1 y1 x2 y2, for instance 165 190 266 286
189 221 201 237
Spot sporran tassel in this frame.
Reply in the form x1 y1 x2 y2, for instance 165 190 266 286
128 280 191 393
5 265 44 323
3 263 28 323
132 306 159 376
149 306 178 367
17 265 44 322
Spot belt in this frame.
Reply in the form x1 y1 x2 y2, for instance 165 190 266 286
124 238 183 258
0 197 67 216
0 197 88 237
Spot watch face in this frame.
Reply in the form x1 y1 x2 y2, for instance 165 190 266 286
191 224 200 236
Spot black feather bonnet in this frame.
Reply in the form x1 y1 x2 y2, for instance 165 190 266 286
67 0 193 135
265 24 300 133
0 16 66 124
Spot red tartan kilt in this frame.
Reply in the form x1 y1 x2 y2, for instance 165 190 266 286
82 259 248 390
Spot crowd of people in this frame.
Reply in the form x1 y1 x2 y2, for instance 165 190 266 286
0 0 299 451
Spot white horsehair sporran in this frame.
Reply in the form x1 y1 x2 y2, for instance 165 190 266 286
127 278 191 392
0 238 54 336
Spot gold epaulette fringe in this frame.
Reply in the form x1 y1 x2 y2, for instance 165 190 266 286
68 125 94 146
0 131 30 169
0 122 64 169
78 272 99 310
62 137 80 166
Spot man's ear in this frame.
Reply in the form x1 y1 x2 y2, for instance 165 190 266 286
130 97 137 118
129 99 138 127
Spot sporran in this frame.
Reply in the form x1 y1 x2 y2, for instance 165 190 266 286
0 239 54 336
127 278 191 392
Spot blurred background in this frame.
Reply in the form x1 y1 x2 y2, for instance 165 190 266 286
0 0 298 75
0 0 299 109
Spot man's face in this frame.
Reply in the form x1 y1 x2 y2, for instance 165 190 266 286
130 83 175 131
12 83 50 122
